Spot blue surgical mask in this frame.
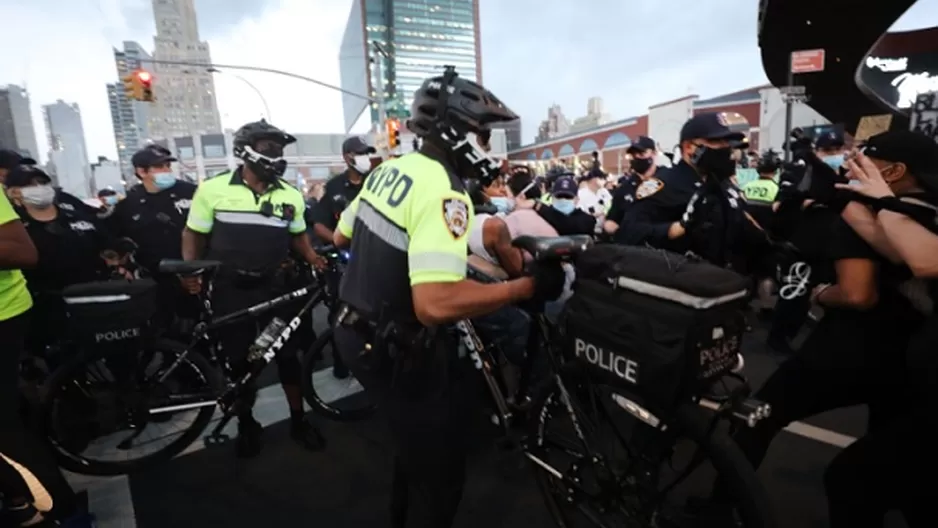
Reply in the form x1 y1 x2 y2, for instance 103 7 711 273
153 171 177 190
490 196 514 214
821 154 845 171
552 198 575 215
104 196 118 206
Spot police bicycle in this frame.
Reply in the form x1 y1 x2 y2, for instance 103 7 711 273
464 236 777 528
39 246 373 476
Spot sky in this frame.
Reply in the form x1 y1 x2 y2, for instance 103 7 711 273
1 0 936 163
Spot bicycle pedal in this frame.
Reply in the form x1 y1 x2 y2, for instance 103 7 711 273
203 433 230 448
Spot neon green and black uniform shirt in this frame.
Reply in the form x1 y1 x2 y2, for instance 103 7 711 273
742 177 779 204
186 169 307 273
0 192 32 321
337 151 472 324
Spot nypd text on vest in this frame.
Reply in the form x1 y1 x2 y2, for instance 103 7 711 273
574 338 639 384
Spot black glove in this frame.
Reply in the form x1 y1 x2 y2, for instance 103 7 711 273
528 260 566 302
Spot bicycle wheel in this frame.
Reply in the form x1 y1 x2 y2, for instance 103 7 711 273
301 327 376 422
527 367 777 528
41 338 223 476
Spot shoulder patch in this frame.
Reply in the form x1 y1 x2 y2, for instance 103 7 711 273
635 179 664 200
442 198 469 239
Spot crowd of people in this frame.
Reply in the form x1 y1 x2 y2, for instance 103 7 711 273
1 65 937 528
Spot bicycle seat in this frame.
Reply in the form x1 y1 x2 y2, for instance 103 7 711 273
158 259 223 275
511 235 593 261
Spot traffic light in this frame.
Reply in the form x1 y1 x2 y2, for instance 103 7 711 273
122 70 155 102
386 118 401 149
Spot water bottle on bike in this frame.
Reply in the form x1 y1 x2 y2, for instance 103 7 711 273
247 317 286 362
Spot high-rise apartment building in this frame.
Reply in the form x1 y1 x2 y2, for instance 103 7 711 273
108 41 153 177
536 104 569 143
339 0 483 132
44 100 91 198
149 0 222 139
0 85 40 158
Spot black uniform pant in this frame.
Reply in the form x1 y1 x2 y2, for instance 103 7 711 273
767 293 809 343
0 312 78 519
334 325 468 528
212 275 303 410
715 314 906 501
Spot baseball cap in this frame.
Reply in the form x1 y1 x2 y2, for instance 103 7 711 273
815 130 845 149
342 136 376 155
5 165 52 188
679 112 747 143
627 135 656 154
551 176 578 198
862 130 938 193
131 145 177 169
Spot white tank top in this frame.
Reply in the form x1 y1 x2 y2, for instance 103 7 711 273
468 213 498 265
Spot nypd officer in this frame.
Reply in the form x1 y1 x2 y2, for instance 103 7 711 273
109 145 199 331
331 68 565 528
183 120 327 457
604 135 658 235
616 112 750 266
310 136 376 378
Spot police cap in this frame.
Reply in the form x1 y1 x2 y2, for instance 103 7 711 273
5 165 52 188
862 130 938 193
342 136 376 155
132 145 177 169
0 149 23 170
627 135 656 154
679 112 746 143
815 130 845 149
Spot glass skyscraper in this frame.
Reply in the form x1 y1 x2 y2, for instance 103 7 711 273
339 0 482 132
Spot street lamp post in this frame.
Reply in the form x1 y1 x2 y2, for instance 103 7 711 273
207 67 272 121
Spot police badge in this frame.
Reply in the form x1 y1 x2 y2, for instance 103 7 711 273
442 198 469 239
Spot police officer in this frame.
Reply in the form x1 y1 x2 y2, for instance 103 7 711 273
742 151 780 228
311 136 375 245
310 136 375 378
331 67 565 528
182 120 326 457
615 112 750 265
108 145 197 330
604 135 658 235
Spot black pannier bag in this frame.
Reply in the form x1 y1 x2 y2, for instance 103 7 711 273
62 279 159 347
561 245 750 406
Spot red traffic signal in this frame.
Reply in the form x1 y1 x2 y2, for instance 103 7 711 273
136 71 152 85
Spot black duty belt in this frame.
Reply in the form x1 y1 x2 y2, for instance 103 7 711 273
335 303 430 352
335 303 377 337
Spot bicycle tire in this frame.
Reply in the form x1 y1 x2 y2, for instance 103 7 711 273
528 374 777 528
300 327 376 422
40 339 223 476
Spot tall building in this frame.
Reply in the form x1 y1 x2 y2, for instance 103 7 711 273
149 0 222 139
108 41 153 178
339 0 483 132
43 100 91 198
535 104 569 142
90 156 124 194
0 84 40 158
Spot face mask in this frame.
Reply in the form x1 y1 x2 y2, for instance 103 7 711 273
104 196 118 206
822 154 845 171
552 198 575 215
691 145 736 179
153 171 177 190
21 185 56 208
351 155 371 174
490 196 514 214
247 145 288 182
631 158 653 175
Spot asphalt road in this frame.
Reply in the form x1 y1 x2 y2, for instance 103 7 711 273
66 309 909 528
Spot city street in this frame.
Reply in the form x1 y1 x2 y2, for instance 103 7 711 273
63 310 910 528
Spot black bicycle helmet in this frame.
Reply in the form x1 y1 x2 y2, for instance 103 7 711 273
408 67 518 139
232 119 296 154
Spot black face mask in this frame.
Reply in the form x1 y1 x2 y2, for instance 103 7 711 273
631 158 653 175
691 145 736 180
